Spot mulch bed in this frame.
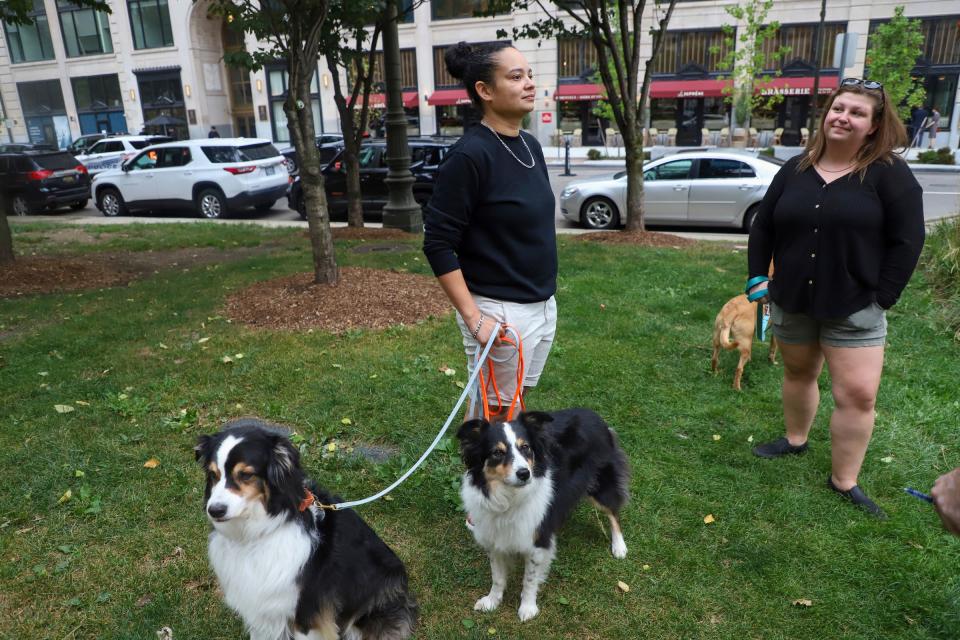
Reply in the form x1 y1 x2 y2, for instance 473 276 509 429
0 255 140 297
328 227 422 242
576 230 698 247
223 267 450 333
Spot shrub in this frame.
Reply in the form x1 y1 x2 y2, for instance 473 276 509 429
916 147 956 165
587 148 603 160
759 147 775 158
923 217 960 339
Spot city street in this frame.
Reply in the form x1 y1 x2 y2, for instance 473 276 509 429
14 162 960 237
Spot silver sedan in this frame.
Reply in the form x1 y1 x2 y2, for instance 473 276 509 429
560 150 784 231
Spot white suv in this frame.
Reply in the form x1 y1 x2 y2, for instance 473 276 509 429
92 138 290 218
76 135 172 176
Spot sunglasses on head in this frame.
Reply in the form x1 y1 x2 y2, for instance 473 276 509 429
839 77 884 107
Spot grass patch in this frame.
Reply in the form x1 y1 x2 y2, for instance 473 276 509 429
923 217 960 340
2 226 960 639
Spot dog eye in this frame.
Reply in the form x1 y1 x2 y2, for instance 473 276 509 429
237 471 255 482
489 451 504 462
519 444 532 455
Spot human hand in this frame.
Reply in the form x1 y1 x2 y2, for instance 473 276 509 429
931 467 960 536
468 312 502 347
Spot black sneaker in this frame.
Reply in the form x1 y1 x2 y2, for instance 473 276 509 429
827 476 887 519
752 437 809 459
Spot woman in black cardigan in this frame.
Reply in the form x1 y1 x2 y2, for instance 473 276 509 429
747 79 925 518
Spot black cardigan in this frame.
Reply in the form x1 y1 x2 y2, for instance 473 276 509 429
422 125 557 304
748 155 924 319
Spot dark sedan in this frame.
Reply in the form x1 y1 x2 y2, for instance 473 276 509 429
0 150 91 215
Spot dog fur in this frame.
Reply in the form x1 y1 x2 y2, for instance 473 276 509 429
711 293 779 390
195 418 417 640
456 409 629 622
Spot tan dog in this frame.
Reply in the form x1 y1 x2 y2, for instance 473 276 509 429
711 294 778 391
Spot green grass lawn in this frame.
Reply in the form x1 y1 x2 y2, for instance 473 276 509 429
2 223 959 639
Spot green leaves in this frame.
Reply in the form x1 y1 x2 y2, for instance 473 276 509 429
864 5 926 119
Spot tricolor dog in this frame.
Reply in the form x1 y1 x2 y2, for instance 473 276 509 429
196 419 417 640
457 409 630 621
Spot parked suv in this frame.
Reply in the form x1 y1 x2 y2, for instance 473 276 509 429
67 133 110 156
287 138 451 220
281 133 344 174
0 149 91 215
76 135 172 176
92 138 290 218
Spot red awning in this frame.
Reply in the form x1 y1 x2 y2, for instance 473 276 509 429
756 76 839 96
649 79 728 99
554 83 605 102
427 89 472 106
356 91 419 109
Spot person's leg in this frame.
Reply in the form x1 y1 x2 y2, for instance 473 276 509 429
780 342 825 446
821 343 885 491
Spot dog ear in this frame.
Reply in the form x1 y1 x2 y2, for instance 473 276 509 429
266 435 302 490
456 419 489 469
195 434 214 465
520 411 553 432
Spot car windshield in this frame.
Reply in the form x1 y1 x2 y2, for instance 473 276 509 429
239 143 280 160
755 154 785 166
33 152 79 170
130 140 152 149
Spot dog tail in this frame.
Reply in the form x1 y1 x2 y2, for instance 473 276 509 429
718 322 738 349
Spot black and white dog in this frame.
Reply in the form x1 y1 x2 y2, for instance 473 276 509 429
457 409 630 621
195 419 417 640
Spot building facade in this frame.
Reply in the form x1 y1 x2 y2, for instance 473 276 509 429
1 0 957 150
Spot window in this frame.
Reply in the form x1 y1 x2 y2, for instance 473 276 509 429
3 0 55 63
699 159 754 179
201 143 279 163
431 0 492 21
558 36 598 80
17 79 66 114
266 66 321 143
90 140 124 153
347 49 418 91
650 159 692 180
57 0 113 56
156 147 191 167
127 0 173 49
71 75 123 111
652 30 729 75
129 150 157 170
358 146 382 168
761 23 844 71
227 65 253 108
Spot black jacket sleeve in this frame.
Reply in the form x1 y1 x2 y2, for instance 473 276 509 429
747 157 795 280
422 151 481 277
875 161 925 309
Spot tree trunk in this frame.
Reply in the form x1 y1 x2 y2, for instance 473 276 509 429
341 136 364 228
287 71 338 285
622 129 646 232
0 208 14 264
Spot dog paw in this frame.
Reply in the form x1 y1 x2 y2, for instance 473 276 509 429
517 602 540 622
611 538 628 559
474 595 501 612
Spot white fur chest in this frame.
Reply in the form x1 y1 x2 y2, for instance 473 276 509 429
461 472 554 555
208 519 314 634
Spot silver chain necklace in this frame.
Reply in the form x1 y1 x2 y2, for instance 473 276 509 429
480 120 535 169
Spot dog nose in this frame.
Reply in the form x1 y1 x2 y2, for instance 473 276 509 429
516 468 530 482
207 503 227 519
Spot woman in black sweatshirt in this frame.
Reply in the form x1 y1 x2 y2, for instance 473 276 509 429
423 41 557 419
748 79 925 518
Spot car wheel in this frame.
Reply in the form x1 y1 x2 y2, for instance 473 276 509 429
70 199 88 211
742 204 760 233
254 200 275 213
197 189 227 219
11 195 30 216
98 188 126 217
285 156 298 174
581 196 620 230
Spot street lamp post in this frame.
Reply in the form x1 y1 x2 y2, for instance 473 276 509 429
380 0 422 233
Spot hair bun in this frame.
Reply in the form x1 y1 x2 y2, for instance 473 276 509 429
444 41 473 80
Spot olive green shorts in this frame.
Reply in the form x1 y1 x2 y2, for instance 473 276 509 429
770 301 887 348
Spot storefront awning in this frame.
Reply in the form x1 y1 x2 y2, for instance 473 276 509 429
427 89 472 106
355 91 419 109
554 83 605 102
756 76 839 96
649 79 728 99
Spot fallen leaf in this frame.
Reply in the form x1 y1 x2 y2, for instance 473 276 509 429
158 343 169 350
461 619 475 629
57 489 72 504
54 404 75 414
234 353 244 359
332 363 343 369
747 435 754 443
221 355 233 364
143 458 160 469
38 371 49 376
642 564 651 571
792 599 813 607
557 595 570 605
75 400 90 406
487 628 497 636
712 434 721 441
197 337 210 343
600 303 606 310
326 443 337 453
74 470 85 477
881 456 893 463
455 381 465 389
341 418 352 425
617 580 630 593
135 594 153 608
703 514 715 524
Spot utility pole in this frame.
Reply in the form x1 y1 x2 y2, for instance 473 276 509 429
806 0 827 134
380 0 422 232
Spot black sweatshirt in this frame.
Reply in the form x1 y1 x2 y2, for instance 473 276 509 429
423 125 557 303
748 154 925 319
